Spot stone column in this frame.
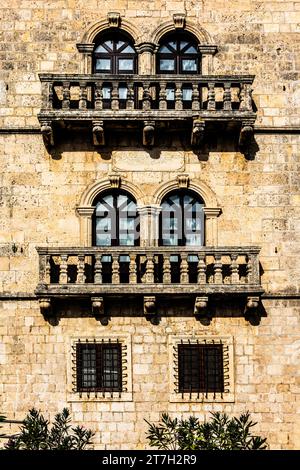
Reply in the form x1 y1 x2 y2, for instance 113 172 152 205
76 43 94 73
76 206 95 246
135 43 156 75
203 207 222 246
198 45 218 74
137 205 161 247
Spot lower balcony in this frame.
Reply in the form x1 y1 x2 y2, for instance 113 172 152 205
35 246 264 322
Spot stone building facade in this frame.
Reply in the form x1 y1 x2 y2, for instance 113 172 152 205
0 0 299 450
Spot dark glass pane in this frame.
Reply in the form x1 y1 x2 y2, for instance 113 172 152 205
94 45 107 53
182 59 197 71
96 58 111 71
115 40 125 50
121 45 135 53
160 59 175 71
159 45 172 53
118 58 134 71
185 45 197 53
102 345 121 390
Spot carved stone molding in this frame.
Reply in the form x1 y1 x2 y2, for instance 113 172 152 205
76 43 94 54
109 173 121 188
40 120 54 148
39 298 52 318
91 296 104 318
191 118 205 147
144 295 156 319
143 121 155 147
107 12 120 28
92 120 105 146
135 42 157 54
173 13 186 29
194 296 209 318
177 174 190 188
198 45 218 55
244 296 260 320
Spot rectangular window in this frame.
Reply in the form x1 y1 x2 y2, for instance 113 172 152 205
95 58 111 71
159 59 175 71
76 342 122 392
178 344 224 393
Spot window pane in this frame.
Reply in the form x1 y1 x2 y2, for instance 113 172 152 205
160 59 175 71
159 45 172 53
81 347 97 388
96 58 111 71
180 41 189 50
118 58 134 71
115 40 125 50
103 40 113 49
102 346 121 390
95 45 107 53
168 41 176 50
182 59 197 71
185 45 197 53
121 45 135 53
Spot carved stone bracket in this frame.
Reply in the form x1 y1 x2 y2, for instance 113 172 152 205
92 120 105 146
191 118 205 147
109 173 121 188
143 121 155 147
173 13 186 29
91 296 104 319
39 298 52 318
244 296 260 321
107 12 120 28
177 174 189 188
40 120 54 148
194 296 209 318
239 121 254 156
144 295 156 319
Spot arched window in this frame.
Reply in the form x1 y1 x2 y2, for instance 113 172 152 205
93 32 137 74
160 190 204 246
93 191 139 246
157 32 200 74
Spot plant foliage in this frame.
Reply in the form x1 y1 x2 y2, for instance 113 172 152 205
145 411 267 450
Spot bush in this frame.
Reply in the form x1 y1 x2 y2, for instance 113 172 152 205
145 411 267 450
5 408 94 450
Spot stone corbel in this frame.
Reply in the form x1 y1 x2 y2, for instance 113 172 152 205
107 12 120 27
41 120 54 148
39 298 52 318
144 295 156 320
191 118 205 147
239 121 254 156
143 121 155 147
109 173 121 188
91 296 104 319
244 296 260 321
92 120 105 146
173 13 186 29
194 296 209 319
177 174 189 188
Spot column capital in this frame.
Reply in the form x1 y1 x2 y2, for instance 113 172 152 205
76 43 94 54
76 206 95 217
137 204 161 216
203 207 222 218
135 42 157 54
198 45 218 55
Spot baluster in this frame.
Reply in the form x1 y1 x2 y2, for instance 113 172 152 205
207 82 216 110
59 254 68 284
112 254 120 283
145 254 155 283
111 82 119 110
62 81 70 109
76 254 86 284
42 82 53 110
197 254 207 284
159 81 167 110
246 253 258 284
79 81 87 109
94 81 103 110
126 82 135 110
239 83 252 111
163 254 171 283
223 82 232 110
180 254 189 284
213 254 223 284
129 254 137 284
94 254 102 283
192 83 200 111
142 81 151 110
175 82 183 110
45 255 51 284
230 253 240 284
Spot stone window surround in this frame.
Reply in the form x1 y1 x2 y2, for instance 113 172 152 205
76 14 217 75
66 334 133 402
76 175 222 247
168 335 235 403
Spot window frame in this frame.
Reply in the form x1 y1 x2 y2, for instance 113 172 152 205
157 33 200 75
93 33 137 74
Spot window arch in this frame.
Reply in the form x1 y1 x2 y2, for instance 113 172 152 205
93 31 137 74
92 190 139 246
157 32 200 74
160 190 204 246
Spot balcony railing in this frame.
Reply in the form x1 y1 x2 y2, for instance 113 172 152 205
38 74 256 150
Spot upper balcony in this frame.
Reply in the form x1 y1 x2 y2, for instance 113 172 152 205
38 73 256 154
35 246 263 322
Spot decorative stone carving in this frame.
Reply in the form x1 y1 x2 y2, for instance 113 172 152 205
173 13 186 29
91 296 104 318
239 121 254 153
177 174 189 188
107 12 120 28
191 118 205 147
39 298 52 318
143 121 155 147
109 173 121 188
144 296 156 319
40 120 54 148
194 296 209 318
92 120 105 146
244 296 260 320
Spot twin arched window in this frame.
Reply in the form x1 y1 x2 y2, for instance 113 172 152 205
93 190 204 247
93 31 200 75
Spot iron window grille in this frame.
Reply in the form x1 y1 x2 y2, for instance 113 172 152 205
174 339 230 399
73 339 126 397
